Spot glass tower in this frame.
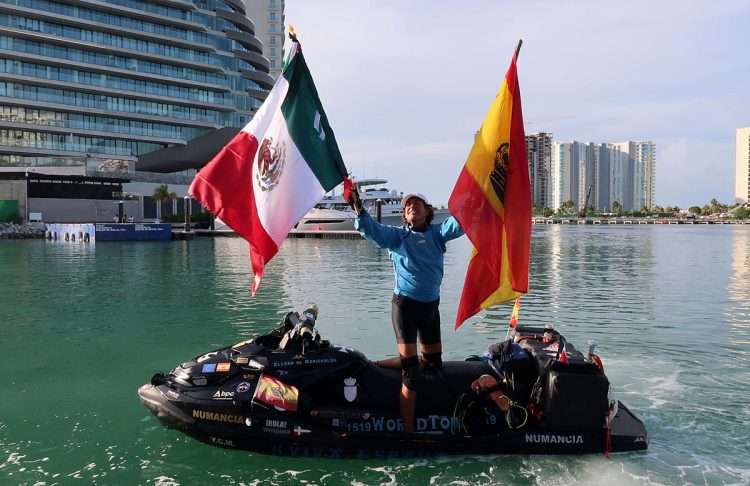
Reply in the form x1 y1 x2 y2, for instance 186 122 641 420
0 0 273 175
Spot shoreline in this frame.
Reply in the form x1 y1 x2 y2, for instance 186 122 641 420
2 217 748 242
532 217 750 225
0 223 45 239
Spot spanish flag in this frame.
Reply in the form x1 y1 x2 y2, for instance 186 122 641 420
449 42 531 328
509 296 521 328
253 374 299 412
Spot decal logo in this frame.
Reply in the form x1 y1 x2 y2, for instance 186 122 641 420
165 389 180 400
212 389 235 400
256 137 286 192
490 142 510 203
210 436 235 447
216 362 231 372
265 419 287 428
236 382 252 393
343 415 459 434
524 433 584 445
201 363 217 373
254 375 299 412
272 358 336 368
192 409 245 424
293 425 312 435
192 376 207 386
197 352 217 363
235 357 249 365
247 359 265 370
343 377 358 403
262 418 291 435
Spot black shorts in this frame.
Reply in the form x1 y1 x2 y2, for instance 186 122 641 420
391 294 441 345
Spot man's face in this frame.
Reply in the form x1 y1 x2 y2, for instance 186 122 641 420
404 197 427 226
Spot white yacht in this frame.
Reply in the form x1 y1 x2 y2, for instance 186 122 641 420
294 179 449 232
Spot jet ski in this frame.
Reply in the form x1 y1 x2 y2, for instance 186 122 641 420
137 306 648 457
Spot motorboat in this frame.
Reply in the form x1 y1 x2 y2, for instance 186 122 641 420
138 306 648 458
294 179 449 233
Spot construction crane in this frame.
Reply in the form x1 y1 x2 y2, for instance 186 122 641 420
579 185 593 218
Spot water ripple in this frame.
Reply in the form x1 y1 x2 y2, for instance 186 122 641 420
1 226 749 484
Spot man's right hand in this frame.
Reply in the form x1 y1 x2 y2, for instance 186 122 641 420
347 186 363 215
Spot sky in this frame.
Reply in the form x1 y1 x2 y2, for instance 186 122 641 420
284 0 750 208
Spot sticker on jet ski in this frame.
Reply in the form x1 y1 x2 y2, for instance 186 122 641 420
253 375 299 412
212 389 235 400
192 409 247 425
341 415 461 434
272 357 337 368
263 418 292 435
524 433 584 445
210 436 236 448
343 377 358 402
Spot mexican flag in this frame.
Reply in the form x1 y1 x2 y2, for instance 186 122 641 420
190 38 348 295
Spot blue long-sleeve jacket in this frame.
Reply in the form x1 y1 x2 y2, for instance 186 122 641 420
354 211 464 302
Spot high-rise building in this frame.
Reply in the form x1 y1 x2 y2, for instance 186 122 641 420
609 145 633 211
553 140 651 212
614 141 656 210
552 141 585 210
525 132 552 208
593 143 611 211
244 0 285 80
736 127 750 204
0 0 274 177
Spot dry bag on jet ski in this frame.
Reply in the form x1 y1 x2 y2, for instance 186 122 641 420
513 326 610 431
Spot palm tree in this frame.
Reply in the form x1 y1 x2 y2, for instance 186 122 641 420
153 184 176 221
560 200 575 214
611 200 622 216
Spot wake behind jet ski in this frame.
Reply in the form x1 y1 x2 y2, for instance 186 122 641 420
138 306 648 458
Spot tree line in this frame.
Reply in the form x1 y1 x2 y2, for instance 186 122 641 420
534 198 750 219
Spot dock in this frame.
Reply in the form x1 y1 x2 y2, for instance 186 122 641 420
171 218 750 240
183 229 364 239
288 230 362 239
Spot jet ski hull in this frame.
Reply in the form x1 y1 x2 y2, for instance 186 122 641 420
137 320 648 457
138 383 647 457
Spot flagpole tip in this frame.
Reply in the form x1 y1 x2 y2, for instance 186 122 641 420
288 24 298 42
515 39 523 60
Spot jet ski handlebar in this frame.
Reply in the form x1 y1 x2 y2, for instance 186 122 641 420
279 304 321 352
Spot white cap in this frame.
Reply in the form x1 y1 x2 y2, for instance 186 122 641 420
401 192 430 207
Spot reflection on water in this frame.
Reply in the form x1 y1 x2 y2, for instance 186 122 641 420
729 228 750 358
1 226 749 485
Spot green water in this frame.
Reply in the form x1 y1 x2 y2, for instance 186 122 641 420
1 226 748 485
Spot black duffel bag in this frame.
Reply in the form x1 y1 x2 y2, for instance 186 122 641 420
542 364 609 431
521 337 609 431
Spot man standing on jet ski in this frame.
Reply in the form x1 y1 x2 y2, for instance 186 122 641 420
347 186 464 433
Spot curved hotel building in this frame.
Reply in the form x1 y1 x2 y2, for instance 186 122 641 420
0 0 273 177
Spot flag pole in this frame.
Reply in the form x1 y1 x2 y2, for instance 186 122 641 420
514 39 523 60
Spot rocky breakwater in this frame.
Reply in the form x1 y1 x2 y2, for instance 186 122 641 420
0 222 45 239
